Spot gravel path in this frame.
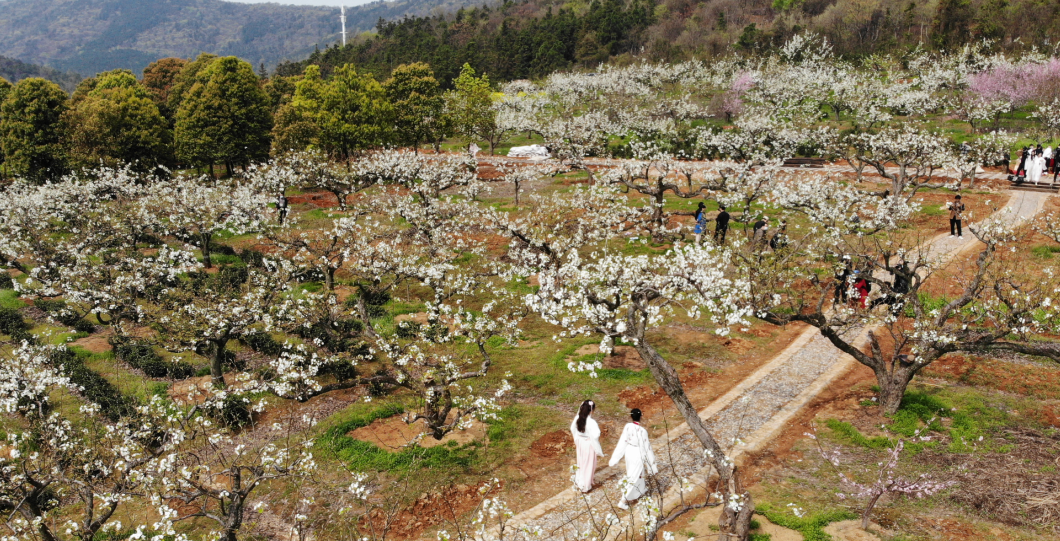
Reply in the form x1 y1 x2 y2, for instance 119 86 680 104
498 190 1048 540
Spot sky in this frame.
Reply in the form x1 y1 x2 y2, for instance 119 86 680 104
224 0 375 6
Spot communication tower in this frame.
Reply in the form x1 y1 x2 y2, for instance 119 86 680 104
340 6 348 46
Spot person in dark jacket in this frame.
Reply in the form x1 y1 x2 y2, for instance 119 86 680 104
870 259 912 314
834 255 852 303
714 204 730 243
277 193 289 224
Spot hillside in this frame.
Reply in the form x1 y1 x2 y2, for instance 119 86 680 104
0 0 478 78
0 55 81 92
276 0 1060 83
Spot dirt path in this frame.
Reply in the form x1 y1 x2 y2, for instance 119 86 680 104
497 190 1049 539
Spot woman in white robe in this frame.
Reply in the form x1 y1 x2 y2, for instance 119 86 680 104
1030 149 1043 184
570 400 604 493
608 408 657 509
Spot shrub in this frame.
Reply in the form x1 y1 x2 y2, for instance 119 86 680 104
0 273 13 290
241 332 283 356
112 339 194 379
295 318 366 353
0 307 33 343
49 348 137 421
346 284 390 318
217 265 249 289
204 393 252 428
238 248 266 267
210 243 237 256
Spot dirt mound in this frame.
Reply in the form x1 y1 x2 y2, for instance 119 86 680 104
382 481 502 539
70 331 113 354
721 337 754 355
530 430 572 458
348 413 487 450
572 344 646 370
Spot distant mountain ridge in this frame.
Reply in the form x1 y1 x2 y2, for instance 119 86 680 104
0 0 478 78
0 55 82 92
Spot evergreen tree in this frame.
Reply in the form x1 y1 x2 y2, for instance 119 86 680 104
0 77 69 183
317 64 392 162
383 62 450 152
271 65 326 155
448 63 506 154
175 57 273 174
167 53 218 119
932 0 974 50
64 71 172 172
0 76 10 177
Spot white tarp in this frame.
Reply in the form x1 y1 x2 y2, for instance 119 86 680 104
507 144 550 158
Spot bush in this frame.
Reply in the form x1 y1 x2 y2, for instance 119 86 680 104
50 348 137 422
239 248 266 267
0 307 33 343
217 265 249 289
210 243 237 256
205 393 252 428
241 332 283 356
346 283 391 318
112 339 194 379
0 273 13 290
295 318 366 354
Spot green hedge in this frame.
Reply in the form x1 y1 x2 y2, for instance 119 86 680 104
0 307 34 344
50 348 137 421
33 299 94 333
112 339 194 379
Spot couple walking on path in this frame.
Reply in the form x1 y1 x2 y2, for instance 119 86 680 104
570 401 657 510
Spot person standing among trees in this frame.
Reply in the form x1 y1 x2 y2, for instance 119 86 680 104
752 216 768 251
769 221 788 251
714 204 730 243
570 400 604 493
834 255 852 304
277 192 289 224
693 202 708 245
948 194 965 239
608 408 656 510
851 270 870 309
870 258 911 314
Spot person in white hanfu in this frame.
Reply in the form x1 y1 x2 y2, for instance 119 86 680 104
570 400 604 493
608 408 657 509
1031 147 1045 185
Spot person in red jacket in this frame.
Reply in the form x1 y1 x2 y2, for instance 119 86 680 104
852 270 870 309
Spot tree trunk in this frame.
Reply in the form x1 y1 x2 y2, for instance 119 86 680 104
201 232 213 269
877 370 911 414
325 266 335 291
514 181 521 207
210 338 229 388
630 312 754 541
862 490 883 529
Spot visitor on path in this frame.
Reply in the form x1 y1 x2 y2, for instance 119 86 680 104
948 194 965 239
608 408 657 510
277 193 289 224
1030 148 1044 185
693 202 708 245
769 221 788 251
714 205 730 243
570 400 605 493
1044 145 1053 173
1015 147 1028 180
752 216 768 251
851 270 870 309
869 259 911 314
834 255 852 304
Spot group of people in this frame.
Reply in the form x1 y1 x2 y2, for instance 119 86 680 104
1013 144 1059 185
693 202 786 251
570 401 657 510
834 253 913 312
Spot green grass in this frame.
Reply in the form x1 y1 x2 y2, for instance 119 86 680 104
318 402 484 473
756 503 858 541
1031 245 1060 259
0 290 25 310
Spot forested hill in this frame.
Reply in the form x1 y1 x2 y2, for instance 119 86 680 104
275 0 1060 84
0 0 480 78
0 56 81 93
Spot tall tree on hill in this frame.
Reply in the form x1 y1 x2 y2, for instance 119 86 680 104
271 65 325 156
0 77 10 177
0 77 69 183
932 0 974 49
64 70 172 172
166 53 218 119
383 62 450 152
175 56 273 175
142 57 189 121
318 64 392 162
448 63 507 154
